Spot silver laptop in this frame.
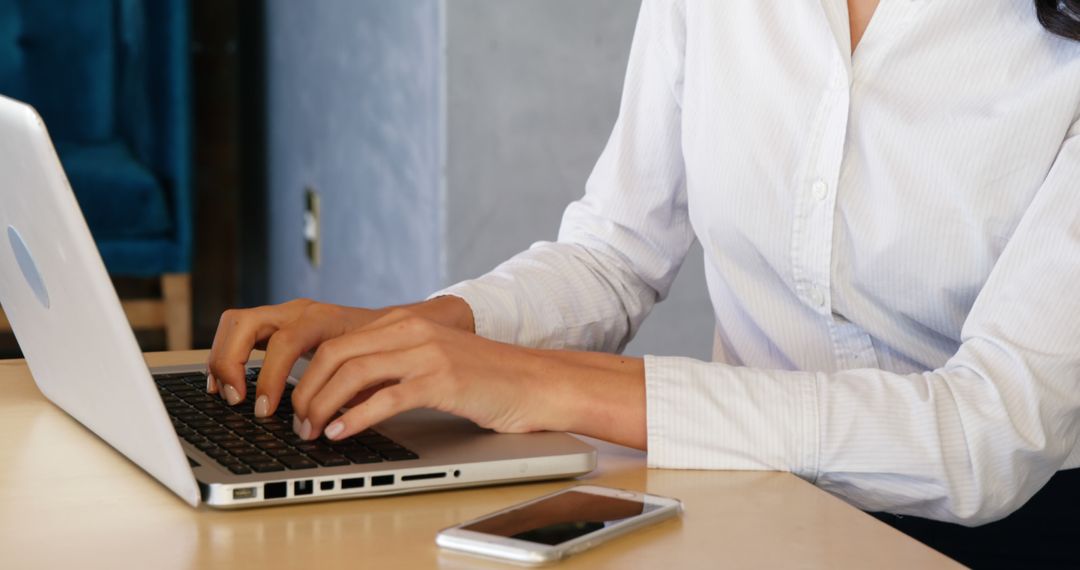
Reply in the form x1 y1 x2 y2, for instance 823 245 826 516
0 95 596 508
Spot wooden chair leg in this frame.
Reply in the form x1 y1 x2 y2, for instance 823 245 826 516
161 273 192 351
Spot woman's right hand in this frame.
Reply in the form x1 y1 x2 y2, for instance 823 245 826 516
205 296 474 419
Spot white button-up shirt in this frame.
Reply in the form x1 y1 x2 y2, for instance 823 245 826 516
435 0 1080 525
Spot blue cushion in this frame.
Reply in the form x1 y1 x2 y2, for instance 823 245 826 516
56 141 173 240
98 239 184 277
12 0 116 143
0 0 191 278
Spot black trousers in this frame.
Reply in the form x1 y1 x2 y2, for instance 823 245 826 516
871 468 1080 569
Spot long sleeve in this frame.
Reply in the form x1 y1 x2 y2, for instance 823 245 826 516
432 0 691 353
647 117 1080 526
431 0 1080 527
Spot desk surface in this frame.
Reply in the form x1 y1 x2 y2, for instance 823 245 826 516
0 351 958 569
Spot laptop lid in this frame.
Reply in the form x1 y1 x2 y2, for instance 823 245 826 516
0 96 201 506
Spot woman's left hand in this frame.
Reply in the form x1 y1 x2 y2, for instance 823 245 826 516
290 310 573 442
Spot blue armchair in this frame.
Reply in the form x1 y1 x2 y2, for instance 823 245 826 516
0 0 192 348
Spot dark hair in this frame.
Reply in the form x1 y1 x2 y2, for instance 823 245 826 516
1036 0 1080 41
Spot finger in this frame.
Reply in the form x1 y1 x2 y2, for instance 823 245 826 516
323 380 432 441
208 299 313 404
292 316 435 420
301 348 430 439
207 307 275 402
343 379 400 408
254 310 349 418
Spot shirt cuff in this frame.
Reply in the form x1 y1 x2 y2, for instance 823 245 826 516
427 281 515 343
644 355 821 481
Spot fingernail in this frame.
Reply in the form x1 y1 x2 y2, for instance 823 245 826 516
324 420 345 440
223 384 242 406
299 418 312 440
255 395 270 418
292 414 302 435
206 373 216 393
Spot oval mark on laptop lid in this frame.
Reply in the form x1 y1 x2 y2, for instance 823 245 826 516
8 225 50 309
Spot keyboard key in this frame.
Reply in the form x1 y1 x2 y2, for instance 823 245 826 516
328 439 365 449
278 455 318 470
343 451 383 464
197 425 228 438
279 433 307 446
187 418 217 429
307 451 350 467
221 416 248 426
255 440 290 453
225 464 252 475
236 452 272 465
249 461 286 473
206 448 233 461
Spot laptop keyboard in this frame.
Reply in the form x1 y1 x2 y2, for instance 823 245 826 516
156 368 418 475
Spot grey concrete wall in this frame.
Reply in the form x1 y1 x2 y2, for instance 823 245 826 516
264 0 443 308
445 0 713 359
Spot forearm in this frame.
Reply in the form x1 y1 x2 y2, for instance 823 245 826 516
528 349 647 450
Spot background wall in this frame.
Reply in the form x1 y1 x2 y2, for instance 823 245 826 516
445 0 712 359
264 0 713 359
264 0 443 308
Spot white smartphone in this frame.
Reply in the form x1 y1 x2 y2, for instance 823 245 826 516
436 485 683 566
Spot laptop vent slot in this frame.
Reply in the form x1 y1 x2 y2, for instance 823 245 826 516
400 472 446 482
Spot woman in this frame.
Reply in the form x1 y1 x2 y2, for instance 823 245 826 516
209 1 1080 566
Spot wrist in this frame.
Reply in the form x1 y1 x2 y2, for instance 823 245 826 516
524 350 647 449
396 295 476 333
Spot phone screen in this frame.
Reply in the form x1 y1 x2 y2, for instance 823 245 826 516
463 490 659 546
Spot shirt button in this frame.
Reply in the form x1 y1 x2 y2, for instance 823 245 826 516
809 287 827 309
811 180 829 201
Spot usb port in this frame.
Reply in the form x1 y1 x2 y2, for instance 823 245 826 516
371 475 394 487
341 477 365 489
232 487 257 500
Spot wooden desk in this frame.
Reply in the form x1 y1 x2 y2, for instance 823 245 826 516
0 351 959 569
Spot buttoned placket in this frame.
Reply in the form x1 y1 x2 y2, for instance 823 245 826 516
795 0 928 371
790 53 847 320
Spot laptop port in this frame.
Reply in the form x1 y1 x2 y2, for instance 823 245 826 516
232 487 257 500
320 480 335 491
371 475 394 487
400 472 446 482
341 477 365 489
264 481 287 499
294 479 313 496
